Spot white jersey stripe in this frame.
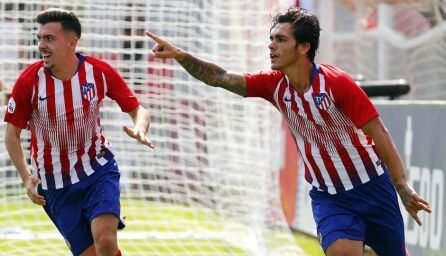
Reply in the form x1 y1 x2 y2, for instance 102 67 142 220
67 75 80 185
53 79 65 189
102 72 108 96
35 68 47 178
85 62 104 167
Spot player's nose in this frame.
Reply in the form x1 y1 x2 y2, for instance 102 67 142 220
38 40 47 51
268 41 276 50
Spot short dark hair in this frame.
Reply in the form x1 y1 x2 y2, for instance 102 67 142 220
36 8 81 39
271 7 320 62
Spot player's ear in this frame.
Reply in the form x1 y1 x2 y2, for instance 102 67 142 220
66 32 78 50
297 42 310 55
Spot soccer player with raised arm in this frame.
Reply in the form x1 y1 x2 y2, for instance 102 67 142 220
4 8 154 256
145 7 431 256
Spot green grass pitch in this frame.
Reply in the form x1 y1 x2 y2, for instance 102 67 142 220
0 199 323 255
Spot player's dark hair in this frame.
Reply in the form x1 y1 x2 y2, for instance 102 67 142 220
36 8 81 39
271 7 320 62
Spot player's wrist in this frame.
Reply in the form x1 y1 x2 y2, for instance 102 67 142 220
175 50 188 61
21 172 33 183
393 176 408 190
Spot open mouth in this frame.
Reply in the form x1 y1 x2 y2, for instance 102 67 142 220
41 52 52 61
270 53 278 61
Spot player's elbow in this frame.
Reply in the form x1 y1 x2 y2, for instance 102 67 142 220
4 123 22 148
361 116 387 137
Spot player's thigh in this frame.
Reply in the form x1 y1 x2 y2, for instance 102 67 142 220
91 213 119 243
83 160 121 242
326 238 363 256
364 174 406 255
310 188 367 253
39 184 94 256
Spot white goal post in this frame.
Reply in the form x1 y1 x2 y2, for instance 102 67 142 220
0 0 304 255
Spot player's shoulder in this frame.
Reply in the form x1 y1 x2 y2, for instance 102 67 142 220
319 64 356 88
16 61 44 86
319 64 351 80
247 70 285 81
264 70 284 79
84 54 117 73
84 55 112 67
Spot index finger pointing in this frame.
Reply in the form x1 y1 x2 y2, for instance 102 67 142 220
145 31 163 43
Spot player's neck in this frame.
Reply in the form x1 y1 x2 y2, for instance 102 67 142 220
284 61 313 93
51 53 80 81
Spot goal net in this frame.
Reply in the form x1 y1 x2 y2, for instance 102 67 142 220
0 0 304 255
314 0 446 100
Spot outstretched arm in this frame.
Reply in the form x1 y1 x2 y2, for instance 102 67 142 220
146 32 247 96
362 116 431 226
5 123 45 205
123 105 154 148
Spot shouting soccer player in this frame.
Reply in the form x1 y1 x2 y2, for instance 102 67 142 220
146 7 431 256
4 8 154 256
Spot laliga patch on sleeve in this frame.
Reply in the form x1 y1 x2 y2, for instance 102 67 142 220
7 97 16 114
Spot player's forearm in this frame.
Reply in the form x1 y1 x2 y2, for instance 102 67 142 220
176 53 246 96
371 127 417 206
362 118 407 187
373 128 406 186
5 132 32 183
176 53 228 86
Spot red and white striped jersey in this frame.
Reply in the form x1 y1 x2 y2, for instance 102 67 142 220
5 53 139 190
245 64 385 194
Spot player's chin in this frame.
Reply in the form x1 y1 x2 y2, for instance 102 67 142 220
44 63 55 70
270 64 279 71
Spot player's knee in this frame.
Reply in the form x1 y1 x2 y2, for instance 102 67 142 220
94 233 117 252
91 213 119 253
326 239 363 256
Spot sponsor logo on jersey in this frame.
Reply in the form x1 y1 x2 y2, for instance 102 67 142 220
7 97 16 114
81 83 96 102
38 95 49 101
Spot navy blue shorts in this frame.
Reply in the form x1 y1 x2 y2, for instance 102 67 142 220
309 172 406 255
38 159 121 256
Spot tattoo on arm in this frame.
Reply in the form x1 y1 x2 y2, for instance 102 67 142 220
177 54 246 96
397 185 412 207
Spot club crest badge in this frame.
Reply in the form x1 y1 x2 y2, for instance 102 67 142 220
81 83 96 102
313 92 331 110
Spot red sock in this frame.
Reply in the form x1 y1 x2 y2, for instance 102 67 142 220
115 250 122 256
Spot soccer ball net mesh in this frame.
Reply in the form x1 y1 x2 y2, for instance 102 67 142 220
0 0 304 255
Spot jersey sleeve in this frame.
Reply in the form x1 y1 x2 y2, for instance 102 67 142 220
4 77 33 129
244 71 277 104
330 72 379 128
104 64 140 113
